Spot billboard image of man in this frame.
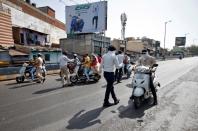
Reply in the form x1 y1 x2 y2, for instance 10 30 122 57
92 4 99 30
66 1 107 34
69 14 84 34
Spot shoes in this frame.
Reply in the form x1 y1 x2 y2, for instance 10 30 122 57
114 99 120 105
36 81 41 83
67 83 73 86
103 102 114 107
129 95 133 100
42 78 46 83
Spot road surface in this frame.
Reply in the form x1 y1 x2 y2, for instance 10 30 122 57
0 57 198 131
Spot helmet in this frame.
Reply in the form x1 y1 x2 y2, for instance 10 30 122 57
37 53 42 57
73 54 77 57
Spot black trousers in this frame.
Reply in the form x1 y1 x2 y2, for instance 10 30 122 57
150 74 157 102
92 16 98 29
115 68 122 82
104 72 117 103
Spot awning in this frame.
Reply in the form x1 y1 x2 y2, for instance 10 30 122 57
9 49 29 56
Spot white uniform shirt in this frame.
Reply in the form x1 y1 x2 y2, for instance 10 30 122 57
59 55 73 68
36 57 43 68
101 51 120 72
117 54 124 67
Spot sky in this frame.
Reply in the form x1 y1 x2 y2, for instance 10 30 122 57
32 0 198 49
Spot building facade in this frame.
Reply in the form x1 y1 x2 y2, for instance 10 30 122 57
60 33 111 55
0 0 66 47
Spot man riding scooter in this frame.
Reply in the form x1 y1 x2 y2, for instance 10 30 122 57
130 49 158 105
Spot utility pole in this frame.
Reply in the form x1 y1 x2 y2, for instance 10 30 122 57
121 13 127 52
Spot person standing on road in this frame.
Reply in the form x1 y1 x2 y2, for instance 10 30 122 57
73 54 81 75
59 51 73 87
123 53 131 75
83 54 91 81
35 53 45 83
131 49 158 105
101 45 121 107
115 50 124 83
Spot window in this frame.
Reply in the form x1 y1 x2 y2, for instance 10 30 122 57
20 33 24 44
45 54 50 61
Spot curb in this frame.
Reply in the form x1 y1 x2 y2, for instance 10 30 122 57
0 69 60 81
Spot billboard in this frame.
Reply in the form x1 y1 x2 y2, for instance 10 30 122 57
175 37 186 46
66 1 107 34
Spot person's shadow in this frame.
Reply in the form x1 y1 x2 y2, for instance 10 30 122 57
118 99 154 119
66 107 104 129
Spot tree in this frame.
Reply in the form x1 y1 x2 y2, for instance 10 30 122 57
187 45 198 55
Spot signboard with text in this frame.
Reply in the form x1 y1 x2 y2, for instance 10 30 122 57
175 37 186 46
66 1 107 34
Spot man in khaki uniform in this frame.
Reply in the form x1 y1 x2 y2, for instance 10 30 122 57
132 49 158 105
136 49 156 67
35 53 45 83
59 51 73 87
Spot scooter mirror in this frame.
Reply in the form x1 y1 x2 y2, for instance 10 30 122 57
153 64 158 67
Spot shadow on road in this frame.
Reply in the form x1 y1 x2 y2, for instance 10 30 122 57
118 99 154 119
66 107 104 129
9 82 37 89
32 86 67 94
55 78 62 81
6 81 30 86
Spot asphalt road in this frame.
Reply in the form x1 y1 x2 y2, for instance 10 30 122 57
0 57 198 131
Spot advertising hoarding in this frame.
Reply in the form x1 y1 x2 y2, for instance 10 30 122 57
66 1 107 34
175 37 186 46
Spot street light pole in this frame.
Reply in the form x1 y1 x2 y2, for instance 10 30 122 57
184 33 189 47
163 20 171 55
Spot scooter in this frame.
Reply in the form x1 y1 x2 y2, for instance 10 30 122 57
16 64 45 83
131 64 160 109
124 62 135 79
69 64 101 84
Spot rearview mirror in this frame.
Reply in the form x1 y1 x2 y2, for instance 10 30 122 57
153 64 158 67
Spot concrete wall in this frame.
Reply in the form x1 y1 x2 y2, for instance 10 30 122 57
60 38 92 55
60 34 111 55
111 39 121 50
127 40 144 53
30 51 62 64
0 64 60 81
3 3 66 44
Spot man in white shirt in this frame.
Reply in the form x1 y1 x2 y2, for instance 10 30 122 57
101 45 121 107
115 50 124 83
59 51 73 87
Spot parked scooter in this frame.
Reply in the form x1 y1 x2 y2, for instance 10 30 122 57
131 64 160 108
69 64 101 84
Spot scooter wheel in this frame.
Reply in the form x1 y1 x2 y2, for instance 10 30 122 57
16 76 25 83
70 76 78 83
134 97 141 109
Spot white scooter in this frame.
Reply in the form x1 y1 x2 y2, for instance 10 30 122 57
131 64 160 108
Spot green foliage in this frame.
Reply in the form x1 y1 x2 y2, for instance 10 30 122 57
187 45 198 55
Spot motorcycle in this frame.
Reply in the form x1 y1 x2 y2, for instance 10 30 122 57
131 64 160 109
16 64 45 83
69 64 101 84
